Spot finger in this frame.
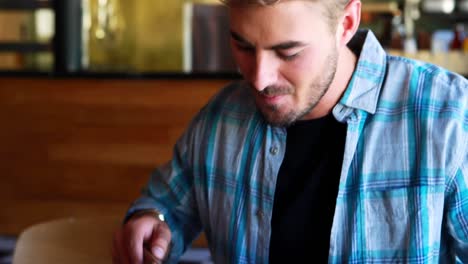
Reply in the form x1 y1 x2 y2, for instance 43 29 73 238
126 215 163 264
125 223 145 264
149 222 172 261
112 228 129 264
143 247 162 264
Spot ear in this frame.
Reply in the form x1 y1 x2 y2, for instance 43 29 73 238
336 0 361 47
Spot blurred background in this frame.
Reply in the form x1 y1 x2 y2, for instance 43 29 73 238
0 0 467 75
0 1 466 264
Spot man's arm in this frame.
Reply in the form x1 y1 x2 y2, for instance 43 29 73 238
113 109 207 264
445 155 468 262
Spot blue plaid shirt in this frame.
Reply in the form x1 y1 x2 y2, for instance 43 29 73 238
127 30 468 263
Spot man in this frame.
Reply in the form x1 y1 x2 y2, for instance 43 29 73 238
113 0 468 263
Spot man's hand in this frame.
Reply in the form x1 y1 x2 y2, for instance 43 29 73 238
112 214 172 264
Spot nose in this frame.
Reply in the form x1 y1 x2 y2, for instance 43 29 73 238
250 53 278 92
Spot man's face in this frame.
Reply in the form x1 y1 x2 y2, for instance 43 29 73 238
229 1 340 126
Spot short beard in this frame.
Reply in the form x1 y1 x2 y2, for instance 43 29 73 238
255 49 338 127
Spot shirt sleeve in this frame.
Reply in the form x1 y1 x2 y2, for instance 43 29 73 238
125 113 205 263
445 153 468 262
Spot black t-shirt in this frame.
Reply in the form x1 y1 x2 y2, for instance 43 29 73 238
269 113 347 263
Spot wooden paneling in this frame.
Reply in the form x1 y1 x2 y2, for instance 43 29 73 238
0 77 231 236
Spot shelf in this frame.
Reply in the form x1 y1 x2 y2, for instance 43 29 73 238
0 0 52 10
362 2 401 16
0 42 51 53
420 11 468 22
0 70 242 79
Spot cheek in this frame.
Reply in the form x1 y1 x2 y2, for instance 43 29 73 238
280 55 315 86
281 46 329 84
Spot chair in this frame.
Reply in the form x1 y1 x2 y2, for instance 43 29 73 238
12 216 121 264
12 215 210 264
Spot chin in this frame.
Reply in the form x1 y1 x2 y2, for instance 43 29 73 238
261 109 297 127
255 97 298 126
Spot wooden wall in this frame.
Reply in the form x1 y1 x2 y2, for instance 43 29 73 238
0 77 231 236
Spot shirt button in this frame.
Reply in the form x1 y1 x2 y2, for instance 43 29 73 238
256 210 264 218
270 146 278 155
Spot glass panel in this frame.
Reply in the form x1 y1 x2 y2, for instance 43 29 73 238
0 9 54 71
83 0 184 72
82 0 233 73
0 11 31 42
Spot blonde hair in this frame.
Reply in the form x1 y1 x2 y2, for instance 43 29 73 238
221 0 350 30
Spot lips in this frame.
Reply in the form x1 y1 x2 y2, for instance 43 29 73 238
251 84 293 105
259 93 285 104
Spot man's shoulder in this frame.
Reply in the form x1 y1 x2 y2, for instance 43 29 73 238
369 55 467 177
381 54 467 107
386 54 467 92
375 54 466 138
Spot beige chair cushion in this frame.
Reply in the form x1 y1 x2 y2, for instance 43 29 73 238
12 216 121 264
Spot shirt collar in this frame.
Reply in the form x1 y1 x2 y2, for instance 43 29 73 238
337 29 387 116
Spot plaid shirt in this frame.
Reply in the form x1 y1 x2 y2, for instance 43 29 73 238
127 30 468 263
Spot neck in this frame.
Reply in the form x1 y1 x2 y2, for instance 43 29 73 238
306 46 357 119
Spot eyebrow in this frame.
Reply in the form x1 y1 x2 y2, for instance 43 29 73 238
230 30 307 50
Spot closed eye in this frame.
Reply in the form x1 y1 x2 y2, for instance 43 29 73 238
234 42 255 53
276 51 300 61
270 42 306 62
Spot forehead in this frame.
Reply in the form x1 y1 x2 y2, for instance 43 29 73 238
228 1 329 45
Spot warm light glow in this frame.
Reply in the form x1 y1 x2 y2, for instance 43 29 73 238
441 1 456 13
95 28 106 39
34 9 54 41
422 0 455 14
